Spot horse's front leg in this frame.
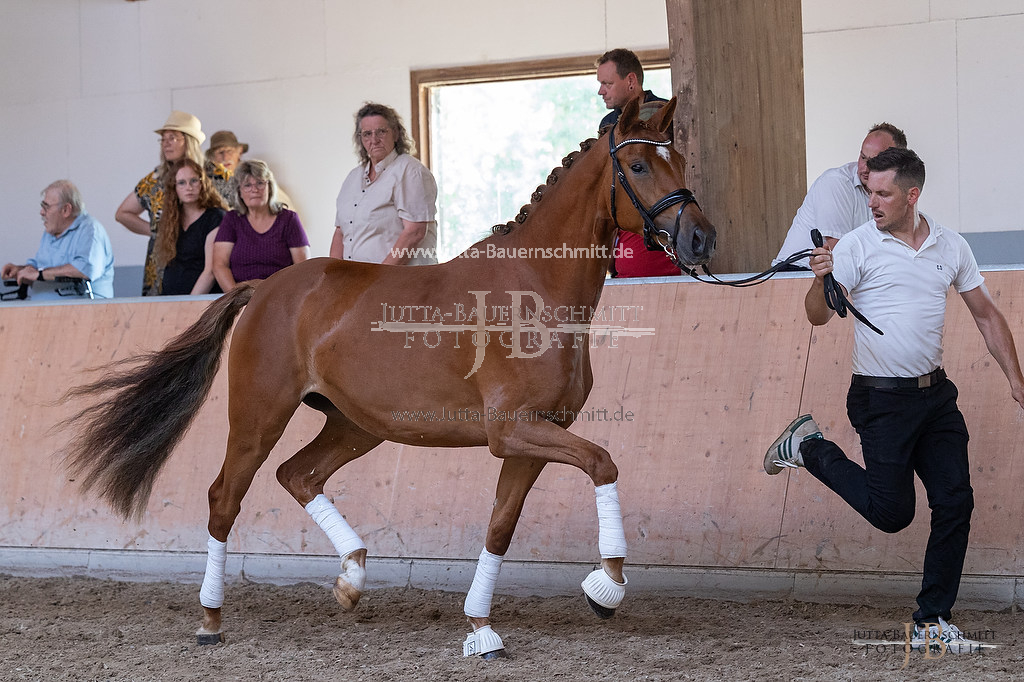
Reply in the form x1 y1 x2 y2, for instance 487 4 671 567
580 481 628 619
463 456 545 660
491 420 628 617
464 420 628 658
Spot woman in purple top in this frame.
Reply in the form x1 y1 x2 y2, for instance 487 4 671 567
213 159 310 290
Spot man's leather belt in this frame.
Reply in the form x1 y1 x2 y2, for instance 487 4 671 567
852 368 946 389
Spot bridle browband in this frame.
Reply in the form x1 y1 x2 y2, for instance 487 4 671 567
608 126 699 269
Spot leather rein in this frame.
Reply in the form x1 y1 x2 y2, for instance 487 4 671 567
607 129 883 335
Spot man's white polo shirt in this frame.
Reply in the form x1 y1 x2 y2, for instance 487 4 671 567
831 213 984 378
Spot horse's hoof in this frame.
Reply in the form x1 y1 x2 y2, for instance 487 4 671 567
584 593 616 620
463 624 505 658
481 649 508 661
580 568 626 620
333 575 362 611
195 631 225 645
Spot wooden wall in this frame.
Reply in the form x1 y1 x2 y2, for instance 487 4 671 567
667 0 806 274
1 273 1022 587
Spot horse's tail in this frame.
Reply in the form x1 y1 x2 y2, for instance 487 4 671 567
59 283 258 520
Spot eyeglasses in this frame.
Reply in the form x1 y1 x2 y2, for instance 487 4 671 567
241 180 269 191
40 200 64 211
176 178 201 188
161 132 185 144
360 127 392 141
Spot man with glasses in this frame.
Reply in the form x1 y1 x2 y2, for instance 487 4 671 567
2 180 114 299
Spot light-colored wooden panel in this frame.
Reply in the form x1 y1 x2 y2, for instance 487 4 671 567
3 272 1022 579
778 271 1024 575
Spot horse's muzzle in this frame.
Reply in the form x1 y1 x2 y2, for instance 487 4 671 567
690 225 716 264
672 207 716 266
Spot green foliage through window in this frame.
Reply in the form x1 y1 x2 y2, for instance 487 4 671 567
429 70 671 261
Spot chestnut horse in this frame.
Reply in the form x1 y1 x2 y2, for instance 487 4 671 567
62 98 715 658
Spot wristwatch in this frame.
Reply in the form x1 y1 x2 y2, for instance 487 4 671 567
37 268 45 281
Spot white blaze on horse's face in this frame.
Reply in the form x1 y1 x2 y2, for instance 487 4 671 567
655 145 671 164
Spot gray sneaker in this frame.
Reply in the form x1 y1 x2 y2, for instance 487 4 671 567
764 414 822 475
911 618 986 654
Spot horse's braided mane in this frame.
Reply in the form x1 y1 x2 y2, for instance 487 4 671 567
491 137 597 235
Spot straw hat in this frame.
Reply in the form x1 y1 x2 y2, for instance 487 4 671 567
209 130 249 153
155 111 205 145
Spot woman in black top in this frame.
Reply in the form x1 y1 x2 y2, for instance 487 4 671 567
155 159 228 295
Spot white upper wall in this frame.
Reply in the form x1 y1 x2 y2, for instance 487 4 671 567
803 0 1024 236
1 0 1021 272
0 0 669 270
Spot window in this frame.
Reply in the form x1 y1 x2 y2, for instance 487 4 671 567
411 52 670 261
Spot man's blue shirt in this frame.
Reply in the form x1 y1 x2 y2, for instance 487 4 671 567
27 212 114 298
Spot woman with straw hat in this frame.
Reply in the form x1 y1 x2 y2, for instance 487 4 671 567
115 111 230 295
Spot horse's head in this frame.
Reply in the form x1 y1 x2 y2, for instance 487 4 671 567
606 97 716 268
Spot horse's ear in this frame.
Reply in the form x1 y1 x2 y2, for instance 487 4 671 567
647 98 677 135
617 97 641 133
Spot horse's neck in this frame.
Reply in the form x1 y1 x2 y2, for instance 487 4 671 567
500 149 614 307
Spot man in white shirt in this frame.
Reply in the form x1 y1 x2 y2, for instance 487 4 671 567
764 147 1024 652
772 123 906 269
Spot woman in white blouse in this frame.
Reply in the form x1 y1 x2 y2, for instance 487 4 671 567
330 103 438 265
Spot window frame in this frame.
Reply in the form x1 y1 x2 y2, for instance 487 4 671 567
409 49 670 170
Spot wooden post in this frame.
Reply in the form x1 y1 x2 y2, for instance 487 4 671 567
666 0 805 274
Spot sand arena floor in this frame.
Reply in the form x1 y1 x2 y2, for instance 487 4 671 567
1 575 1022 681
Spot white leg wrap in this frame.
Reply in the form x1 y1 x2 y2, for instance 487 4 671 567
463 624 505 657
581 568 628 609
464 548 503 618
305 494 365 559
199 536 227 608
595 482 627 558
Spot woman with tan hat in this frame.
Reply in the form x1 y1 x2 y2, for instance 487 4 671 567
115 111 231 296
206 130 248 173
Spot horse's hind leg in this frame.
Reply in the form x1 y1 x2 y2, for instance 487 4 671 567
196 397 300 644
462 457 545 659
275 408 382 611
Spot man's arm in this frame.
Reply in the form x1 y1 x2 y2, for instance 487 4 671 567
811 169 867 242
2 263 25 279
961 284 1024 408
35 263 88 280
803 246 838 325
9 262 87 285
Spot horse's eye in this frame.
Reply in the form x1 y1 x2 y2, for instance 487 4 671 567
630 163 647 174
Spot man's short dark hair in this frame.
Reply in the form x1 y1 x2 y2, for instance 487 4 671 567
868 122 908 149
596 48 644 87
866 147 925 191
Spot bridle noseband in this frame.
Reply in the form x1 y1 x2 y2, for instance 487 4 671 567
608 126 699 268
